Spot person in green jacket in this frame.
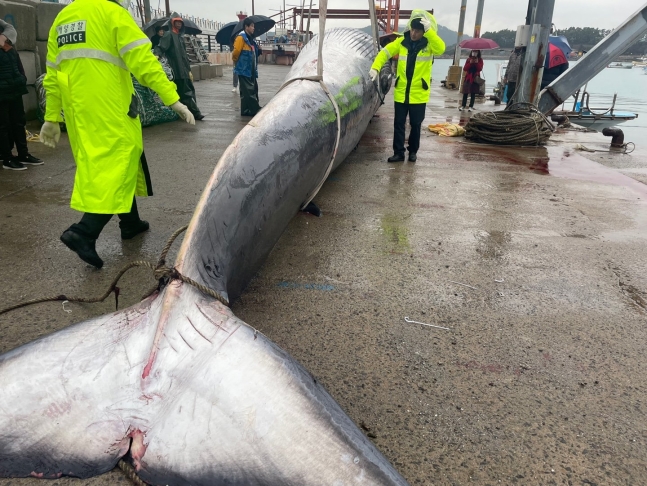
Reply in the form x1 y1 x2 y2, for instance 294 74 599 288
154 16 204 120
369 10 445 162
40 0 195 269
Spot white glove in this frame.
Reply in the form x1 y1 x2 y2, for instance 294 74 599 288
369 69 379 82
170 101 196 125
420 17 431 32
40 121 61 148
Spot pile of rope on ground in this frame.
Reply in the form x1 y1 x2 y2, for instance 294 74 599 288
465 103 555 146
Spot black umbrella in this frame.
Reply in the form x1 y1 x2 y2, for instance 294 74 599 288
144 15 203 37
230 15 275 42
163 17 202 36
216 21 238 46
143 17 168 38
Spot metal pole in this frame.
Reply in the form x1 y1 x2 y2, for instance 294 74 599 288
367 0 379 48
394 0 400 33
473 0 484 38
452 0 467 66
305 0 313 44
514 0 555 106
252 0 255 15
143 0 151 23
164 0 170 16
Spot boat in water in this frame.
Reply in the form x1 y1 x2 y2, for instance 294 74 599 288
551 85 638 131
607 62 633 69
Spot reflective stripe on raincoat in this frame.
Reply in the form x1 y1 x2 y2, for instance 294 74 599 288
44 0 180 214
371 10 445 104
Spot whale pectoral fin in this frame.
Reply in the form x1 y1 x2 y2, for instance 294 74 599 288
300 201 322 217
0 296 160 479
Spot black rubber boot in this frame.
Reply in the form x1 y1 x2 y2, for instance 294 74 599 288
120 220 150 240
408 152 417 162
60 230 104 269
388 153 405 163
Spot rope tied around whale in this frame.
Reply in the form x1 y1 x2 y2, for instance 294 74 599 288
465 103 556 146
0 225 229 316
276 0 342 209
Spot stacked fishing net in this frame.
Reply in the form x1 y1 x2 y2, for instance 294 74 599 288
35 74 66 131
135 54 179 127
35 53 179 129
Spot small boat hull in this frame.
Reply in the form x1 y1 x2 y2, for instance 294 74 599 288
554 110 637 131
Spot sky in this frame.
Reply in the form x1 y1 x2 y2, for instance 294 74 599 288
160 0 646 33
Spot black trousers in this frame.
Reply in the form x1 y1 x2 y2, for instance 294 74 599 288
175 78 202 116
394 102 426 156
462 93 476 108
239 75 261 116
69 197 141 240
506 82 516 105
0 96 28 160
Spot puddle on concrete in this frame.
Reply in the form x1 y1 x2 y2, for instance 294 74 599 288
475 229 511 259
380 214 411 250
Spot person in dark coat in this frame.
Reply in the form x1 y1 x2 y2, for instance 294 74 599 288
151 27 165 50
541 61 569 90
459 50 483 112
0 20 43 170
154 17 204 120
232 18 262 117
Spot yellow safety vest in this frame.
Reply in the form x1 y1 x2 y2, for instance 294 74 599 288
44 0 180 214
372 25 445 104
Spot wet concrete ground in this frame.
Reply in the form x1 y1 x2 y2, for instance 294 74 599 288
1 64 646 486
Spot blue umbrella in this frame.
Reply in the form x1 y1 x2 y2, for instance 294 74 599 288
549 36 572 56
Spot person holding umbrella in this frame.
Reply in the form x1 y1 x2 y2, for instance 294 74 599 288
151 27 165 50
459 50 483 112
154 16 204 120
541 37 570 90
232 18 262 117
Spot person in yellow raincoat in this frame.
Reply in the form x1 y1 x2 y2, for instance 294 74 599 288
40 0 195 269
369 10 445 162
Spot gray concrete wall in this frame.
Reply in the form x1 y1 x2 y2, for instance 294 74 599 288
18 49 40 83
190 64 200 81
35 1 64 41
1 0 66 120
0 0 36 50
23 85 37 119
35 39 46 72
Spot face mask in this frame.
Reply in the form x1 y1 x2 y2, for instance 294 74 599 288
471 51 477 57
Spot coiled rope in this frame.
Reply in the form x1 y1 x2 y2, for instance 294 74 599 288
0 224 229 316
465 102 555 146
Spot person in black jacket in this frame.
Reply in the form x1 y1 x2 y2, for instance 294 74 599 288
154 17 204 120
0 20 43 171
